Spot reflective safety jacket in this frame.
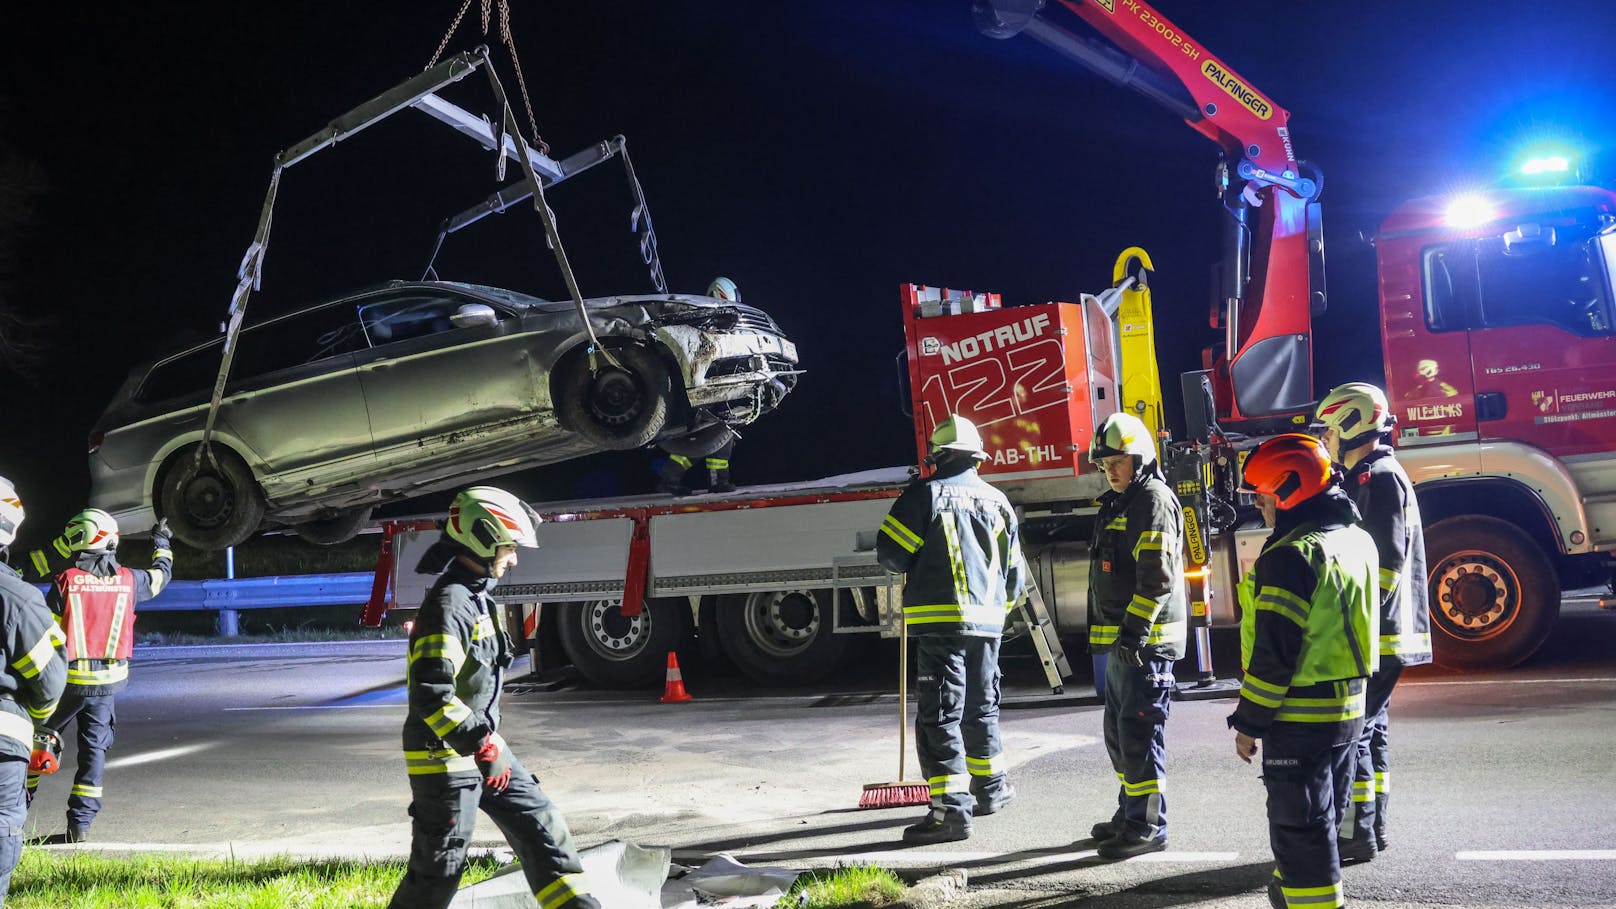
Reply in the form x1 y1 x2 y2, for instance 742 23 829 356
1231 488 1378 736
1086 467 1187 660
1345 445 1432 666
49 548 171 696
402 560 513 777
0 562 66 760
876 462 1026 638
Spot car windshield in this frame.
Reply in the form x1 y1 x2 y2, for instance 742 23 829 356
443 282 545 309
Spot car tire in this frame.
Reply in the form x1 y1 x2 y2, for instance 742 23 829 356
291 506 372 545
556 597 689 688
715 588 850 687
557 345 672 450
659 424 734 460
1426 516 1560 670
158 445 266 551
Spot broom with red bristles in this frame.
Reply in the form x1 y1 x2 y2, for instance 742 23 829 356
859 624 931 808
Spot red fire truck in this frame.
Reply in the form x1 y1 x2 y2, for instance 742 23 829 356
373 0 1616 681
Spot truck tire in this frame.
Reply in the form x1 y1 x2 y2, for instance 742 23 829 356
1426 516 1560 670
715 588 849 686
557 597 688 688
556 346 672 450
158 444 265 551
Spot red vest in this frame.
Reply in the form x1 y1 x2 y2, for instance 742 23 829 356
59 567 138 661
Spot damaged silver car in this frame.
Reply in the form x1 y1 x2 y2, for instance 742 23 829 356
88 280 799 549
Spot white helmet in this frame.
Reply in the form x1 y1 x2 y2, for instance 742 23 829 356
62 508 120 553
1089 412 1156 469
929 414 989 461
445 486 541 559
0 477 22 549
707 276 741 303
1315 382 1394 450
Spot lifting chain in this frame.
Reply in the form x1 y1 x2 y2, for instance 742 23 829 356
426 0 547 155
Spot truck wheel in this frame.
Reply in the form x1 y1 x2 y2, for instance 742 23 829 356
291 506 372 545
557 597 688 688
158 445 265 551
556 346 672 450
715 588 849 686
1426 516 1559 670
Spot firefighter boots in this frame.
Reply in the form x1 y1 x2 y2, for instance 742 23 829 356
902 812 971 845
972 782 1016 816
1096 831 1167 860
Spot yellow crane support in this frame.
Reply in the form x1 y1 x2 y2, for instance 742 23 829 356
1110 247 1167 458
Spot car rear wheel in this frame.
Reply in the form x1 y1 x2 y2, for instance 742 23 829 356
158 445 265 550
557 345 671 450
556 597 689 688
291 506 372 545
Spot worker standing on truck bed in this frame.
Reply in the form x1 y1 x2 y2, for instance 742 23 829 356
1084 412 1186 860
26 508 170 843
390 486 598 909
877 414 1026 845
1232 434 1378 909
1315 382 1431 864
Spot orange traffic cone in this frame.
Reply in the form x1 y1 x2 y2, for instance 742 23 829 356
659 651 693 703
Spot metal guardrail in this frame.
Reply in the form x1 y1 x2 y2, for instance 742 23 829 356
33 572 375 636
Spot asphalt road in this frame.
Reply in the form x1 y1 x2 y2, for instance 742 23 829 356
24 601 1616 908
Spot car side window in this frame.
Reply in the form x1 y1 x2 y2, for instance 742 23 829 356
138 345 222 403
234 303 369 377
360 296 487 346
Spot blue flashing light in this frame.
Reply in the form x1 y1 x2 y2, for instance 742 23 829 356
1521 155 1571 176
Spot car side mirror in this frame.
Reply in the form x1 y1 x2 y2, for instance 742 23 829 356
1502 223 1556 256
450 303 498 329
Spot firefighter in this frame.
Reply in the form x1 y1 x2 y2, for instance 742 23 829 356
657 426 737 496
1315 382 1430 863
1084 412 1186 859
25 508 170 843
876 414 1026 845
390 486 598 909
1231 434 1378 909
0 477 66 898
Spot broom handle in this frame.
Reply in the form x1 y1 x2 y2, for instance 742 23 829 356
898 626 908 781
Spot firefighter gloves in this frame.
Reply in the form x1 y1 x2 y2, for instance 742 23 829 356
1115 639 1147 670
476 733 512 793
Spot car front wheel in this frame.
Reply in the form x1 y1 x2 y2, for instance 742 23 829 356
556 345 672 450
158 445 266 550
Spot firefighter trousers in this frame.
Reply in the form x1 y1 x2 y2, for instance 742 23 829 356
1261 717 1364 909
1342 659 1402 846
1101 655 1173 841
388 754 599 909
0 758 25 906
914 634 1006 820
27 692 115 831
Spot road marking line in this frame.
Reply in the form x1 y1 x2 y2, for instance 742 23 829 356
105 743 214 769
1457 850 1616 861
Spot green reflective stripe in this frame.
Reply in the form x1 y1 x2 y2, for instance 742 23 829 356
1106 517 1126 531
670 454 692 468
928 774 970 796
28 550 48 577
1279 880 1344 907
1375 770 1389 793
404 748 477 775
1121 776 1163 796
903 603 1004 627
1351 779 1373 802
1378 567 1399 592
471 616 496 642
12 628 59 680
67 594 89 661
941 514 970 606
965 754 1003 776
67 661 128 686
1380 632 1431 656
1274 691 1366 723
423 699 474 737
24 775 38 791
1126 594 1159 621
1146 620 1186 645
147 566 169 596
104 593 131 659
410 634 467 672
881 516 921 553
1254 586 1310 628
1089 625 1120 646
71 783 103 799
1240 676 1285 709
705 458 729 469
0 712 31 749
1132 530 1166 560
537 873 590 909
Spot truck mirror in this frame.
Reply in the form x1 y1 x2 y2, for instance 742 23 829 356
1502 223 1557 255
450 303 498 329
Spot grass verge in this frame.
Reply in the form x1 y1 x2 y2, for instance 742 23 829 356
9 850 503 908
780 864 907 909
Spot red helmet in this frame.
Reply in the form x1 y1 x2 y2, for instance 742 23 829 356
1242 433 1334 510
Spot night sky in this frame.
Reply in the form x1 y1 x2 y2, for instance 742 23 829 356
5 1 1615 552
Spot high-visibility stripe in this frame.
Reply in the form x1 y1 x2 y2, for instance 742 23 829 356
1126 594 1160 622
29 550 48 577
67 660 128 687
705 458 729 469
881 516 921 553
1375 770 1390 794
928 774 970 796
1132 530 1166 560
903 604 1005 627
423 698 474 738
71 783 103 799
410 634 466 672
1106 517 1126 531
27 701 55 722
1089 622 1186 647
67 596 89 664
965 754 1003 777
1240 673 1286 709
1254 587 1310 628
941 514 970 607
104 593 131 659
1378 567 1399 592
1351 779 1373 802
0 712 31 749
403 748 477 775
537 873 590 909
1274 688 1366 723
670 454 692 468
13 628 59 680
1121 776 1164 797
1279 880 1343 907
1380 632 1431 656
147 566 169 596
